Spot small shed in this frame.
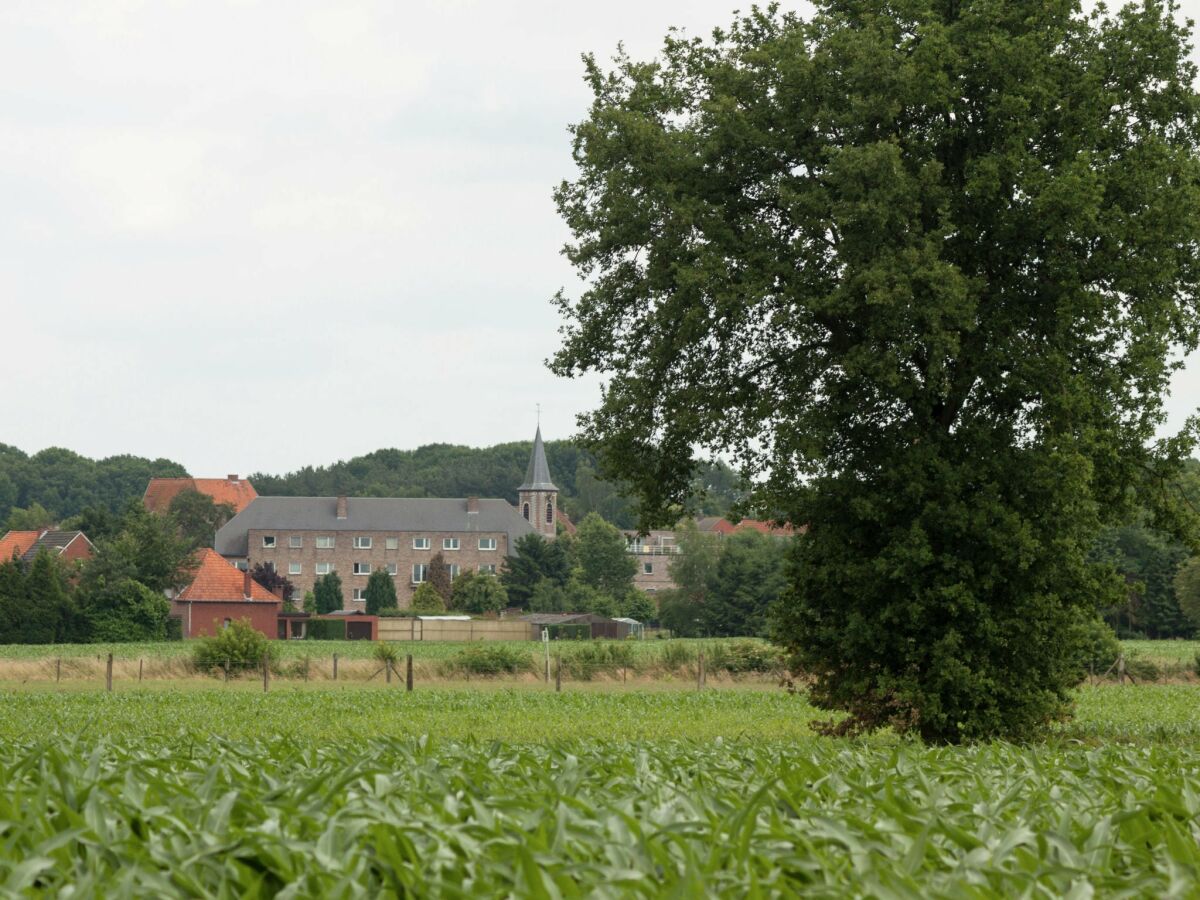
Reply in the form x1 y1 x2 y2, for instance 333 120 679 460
518 612 635 640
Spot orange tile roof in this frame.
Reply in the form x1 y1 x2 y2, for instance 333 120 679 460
704 518 801 537
143 476 258 515
0 531 41 562
176 549 280 602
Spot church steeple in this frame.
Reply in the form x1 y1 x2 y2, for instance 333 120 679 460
518 426 558 538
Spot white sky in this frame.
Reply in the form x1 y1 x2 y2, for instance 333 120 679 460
0 1 1197 475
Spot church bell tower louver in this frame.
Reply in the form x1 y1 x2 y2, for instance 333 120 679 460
518 426 558 539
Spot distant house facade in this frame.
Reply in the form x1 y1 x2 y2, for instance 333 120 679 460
172 548 282 639
143 475 258 515
213 430 554 611
0 529 95 566
624 517 800 595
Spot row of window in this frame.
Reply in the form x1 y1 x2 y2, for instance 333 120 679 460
291 562 498 582
261 535 497 552
522 501 555 524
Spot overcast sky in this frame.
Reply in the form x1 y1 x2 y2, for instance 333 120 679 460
1 1 1198 476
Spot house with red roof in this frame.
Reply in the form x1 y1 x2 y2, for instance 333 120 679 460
171 548 282 639
143 475 258 516
0 529 95 565
0 530 41 562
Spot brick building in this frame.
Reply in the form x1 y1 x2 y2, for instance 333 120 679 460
213 429 555 610
0 529 95 566
172 549 282 638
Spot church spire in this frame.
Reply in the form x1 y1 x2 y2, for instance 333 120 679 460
518 425 558 537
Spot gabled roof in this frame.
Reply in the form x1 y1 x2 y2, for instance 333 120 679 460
696 517 799 537
214 496 536 558
518 426 557 492
20 530 95 562
0 531 40 562
144 476 258 515
176 549 279 602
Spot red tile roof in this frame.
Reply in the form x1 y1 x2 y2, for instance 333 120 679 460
0 531 41 562
143 476 258 515
702 518 801 537
176 549 279 602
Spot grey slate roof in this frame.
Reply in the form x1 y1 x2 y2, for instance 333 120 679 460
21 531 91 562
214 497 535 558
518 426 558 492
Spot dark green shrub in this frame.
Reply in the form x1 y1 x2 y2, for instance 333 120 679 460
1125 657 1160 682
306 619 346 641
1066 615 1121 679
192 620 276 673
447 645 533 676
659 641 696 670
705 640 785 673
165 616 183 641
562 642 638 680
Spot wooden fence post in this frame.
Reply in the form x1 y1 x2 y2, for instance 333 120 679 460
555 654 562 693
138 659 143 683
333 653 338 681
386 660 392 684
56 657 61 684
303 657 309 683
697 651 706 690
406 654 413 692
262 653 270 692
105 653 113 692
225 659 230 683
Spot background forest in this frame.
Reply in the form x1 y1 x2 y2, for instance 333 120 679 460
2 442 1198 639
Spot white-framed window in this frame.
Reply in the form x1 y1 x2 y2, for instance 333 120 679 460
386 537 399 550
448 564 460 581
353 536 372 549
412 563 428 584
234 560 248 571
413 537 430 550
643 562 653 575
352 588 365 601
443 537 460 551
478 564 497 575
387 563 398 576
353 562 371 575
315 562 333 575
262 535 276 549
289 535 303 549
316 536 335 549
478 537 497 551
288 562 302 576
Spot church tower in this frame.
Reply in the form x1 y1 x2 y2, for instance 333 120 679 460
518 426 558 539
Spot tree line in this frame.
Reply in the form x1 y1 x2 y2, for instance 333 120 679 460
0 492 225 645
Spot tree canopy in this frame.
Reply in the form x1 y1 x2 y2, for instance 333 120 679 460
552 2 1200 741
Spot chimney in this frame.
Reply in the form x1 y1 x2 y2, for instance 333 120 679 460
336 495 348 520
227 473 239 483
467 496 479 514
243 570 252 599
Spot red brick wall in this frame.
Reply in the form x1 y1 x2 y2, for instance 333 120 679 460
60 536 94 564
172 600 280 639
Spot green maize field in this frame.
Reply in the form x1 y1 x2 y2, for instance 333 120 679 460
0 685 1195 895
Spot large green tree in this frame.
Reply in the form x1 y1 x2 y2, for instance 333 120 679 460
313 572 344 615
364 567 399 615
168 489 236 550
500 534 572 608
573 513 638 598
551 3 1200 740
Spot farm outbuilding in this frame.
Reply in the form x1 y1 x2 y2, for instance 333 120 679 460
518 613 638 640
171 549 281 639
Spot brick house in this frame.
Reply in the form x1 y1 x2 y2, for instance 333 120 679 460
0 529 95 566
172 548 282 638
143 474 258 515
213 429 555 610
